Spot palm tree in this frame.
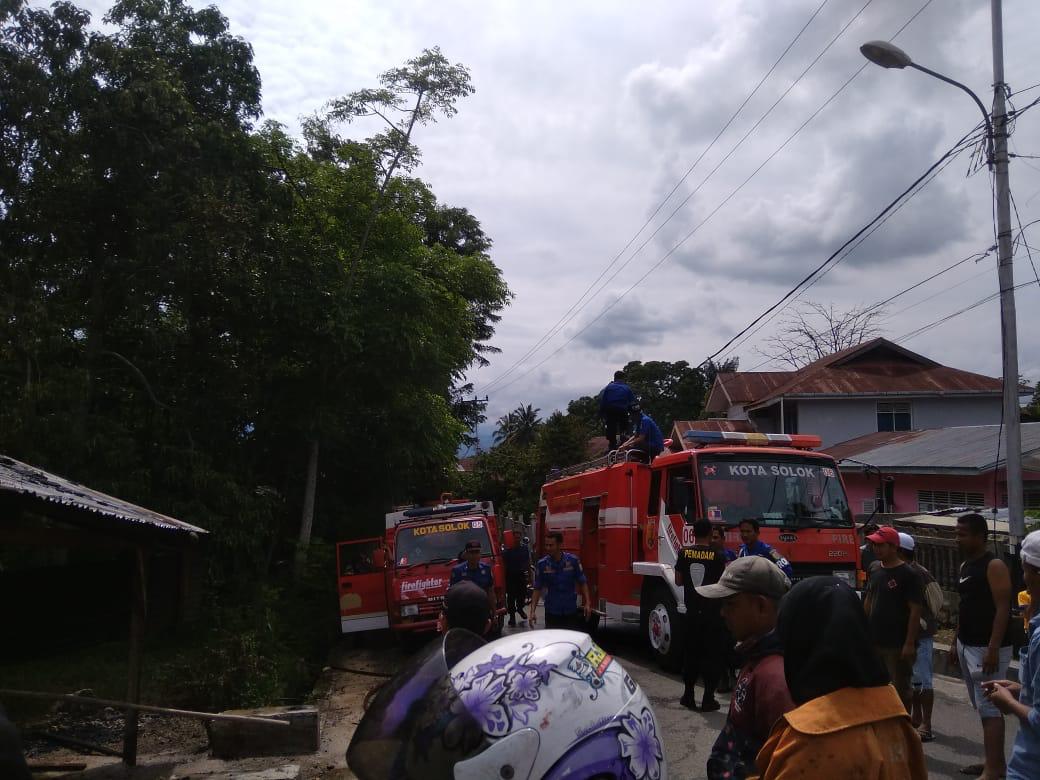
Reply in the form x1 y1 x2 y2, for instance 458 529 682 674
493 404 541 446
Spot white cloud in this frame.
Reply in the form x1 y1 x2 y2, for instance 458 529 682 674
70 0 1040 417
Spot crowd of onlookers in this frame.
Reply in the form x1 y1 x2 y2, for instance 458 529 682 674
415 513 1039 780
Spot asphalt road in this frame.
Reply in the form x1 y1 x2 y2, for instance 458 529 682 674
559 618 1021 780
322 612 1021 779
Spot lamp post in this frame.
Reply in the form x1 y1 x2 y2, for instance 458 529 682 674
861 2 1025 543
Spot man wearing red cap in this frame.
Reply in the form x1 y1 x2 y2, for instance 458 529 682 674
864 525 923 711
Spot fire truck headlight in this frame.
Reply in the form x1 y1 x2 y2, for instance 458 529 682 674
401 604 419 617
831 569 856 588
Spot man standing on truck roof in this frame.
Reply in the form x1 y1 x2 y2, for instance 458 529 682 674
530 531 591 630
619 404 664 461
737 518 793 578
450 540 495 612
597 370 637 451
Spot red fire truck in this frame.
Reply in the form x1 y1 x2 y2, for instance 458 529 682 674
336 498 512 637
538 431 859 669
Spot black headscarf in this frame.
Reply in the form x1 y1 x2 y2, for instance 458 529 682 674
778 576 889 704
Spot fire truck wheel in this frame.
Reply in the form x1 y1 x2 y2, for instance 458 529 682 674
641 584 684 672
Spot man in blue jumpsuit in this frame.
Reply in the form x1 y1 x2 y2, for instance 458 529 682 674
737 518 793 578
530 532 592 630
450 540 496 612
620 404 664 461
597 371 637 450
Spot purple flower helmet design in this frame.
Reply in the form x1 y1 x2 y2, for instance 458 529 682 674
453 643 556 735
457 671 509 735
618 707 664 780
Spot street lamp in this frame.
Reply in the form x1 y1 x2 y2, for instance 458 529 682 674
861 28 1026 543
859 41 993 153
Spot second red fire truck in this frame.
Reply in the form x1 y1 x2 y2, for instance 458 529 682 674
538 430 859 669
336 498 512 639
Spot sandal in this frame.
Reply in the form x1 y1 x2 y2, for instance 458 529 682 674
917 728 935 743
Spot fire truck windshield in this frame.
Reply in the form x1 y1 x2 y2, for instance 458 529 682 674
698 456 853 528
394 518 493 567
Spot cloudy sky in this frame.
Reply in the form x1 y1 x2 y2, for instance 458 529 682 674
80 0 1040 440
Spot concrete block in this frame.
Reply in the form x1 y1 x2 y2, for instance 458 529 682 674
208 706 319 759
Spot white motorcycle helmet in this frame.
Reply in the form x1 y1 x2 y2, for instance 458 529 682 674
347 629 667 780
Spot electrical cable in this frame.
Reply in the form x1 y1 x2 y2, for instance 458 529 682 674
714 129 985 364
704 122 982 365
895 281 1035 342
478 0 850 393
483 0 938 397
486 65 874 396
1008 177 1040 286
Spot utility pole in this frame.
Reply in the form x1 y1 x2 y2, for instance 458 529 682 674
990 0 1025 542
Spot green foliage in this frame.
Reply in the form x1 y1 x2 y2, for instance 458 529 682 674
620 360 707 429
493 403 541 446
0 0 508 707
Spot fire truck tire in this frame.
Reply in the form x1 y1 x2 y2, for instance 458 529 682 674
641 583 684 672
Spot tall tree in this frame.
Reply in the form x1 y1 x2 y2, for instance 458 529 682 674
286 47 481 574
757 301 885 369
493 404 541 447
0 1 509 582
620 360 707 430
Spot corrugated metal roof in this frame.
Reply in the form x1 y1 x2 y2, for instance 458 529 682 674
707 340 1005 413
705 372 793 412
748 339 1002 409
0 455 207 537
824 423 1040 473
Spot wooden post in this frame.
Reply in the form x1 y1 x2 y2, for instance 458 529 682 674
123 547 147 765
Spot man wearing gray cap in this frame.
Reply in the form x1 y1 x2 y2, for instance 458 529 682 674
697 556 794 780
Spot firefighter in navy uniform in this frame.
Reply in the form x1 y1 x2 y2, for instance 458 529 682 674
450 539 496 612
530 531 592 630
675 519 728 711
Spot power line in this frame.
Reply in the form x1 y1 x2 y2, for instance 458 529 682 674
483 0 938 398
1007 156 1040 285
478 0 848 394
715 129 984 364
895 281 1036 343
704 121 983 364
1011 82 1040 97
486 65 875 397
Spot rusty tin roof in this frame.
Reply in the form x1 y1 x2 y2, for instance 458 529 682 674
0 455 207 537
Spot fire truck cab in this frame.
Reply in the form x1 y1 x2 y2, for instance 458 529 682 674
538 431 858 669
336 499 511 637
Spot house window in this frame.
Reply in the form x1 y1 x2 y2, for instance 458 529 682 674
1002 482 1040 509
862 487 883 514
917 490 984 512
877 402 912 432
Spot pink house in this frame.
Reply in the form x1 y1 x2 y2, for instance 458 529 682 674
826 424 1040 517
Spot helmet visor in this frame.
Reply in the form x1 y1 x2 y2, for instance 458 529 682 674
347 629 489 780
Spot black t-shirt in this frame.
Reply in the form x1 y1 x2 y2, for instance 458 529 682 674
676 544 725 617
867 562 923 648
958 552 1011 647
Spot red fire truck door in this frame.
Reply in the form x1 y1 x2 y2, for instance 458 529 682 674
336 537 389 634
580 498 600 605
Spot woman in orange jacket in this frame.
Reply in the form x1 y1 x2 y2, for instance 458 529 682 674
754 577 927 779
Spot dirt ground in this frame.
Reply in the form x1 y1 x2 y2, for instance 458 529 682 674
18 639 395 779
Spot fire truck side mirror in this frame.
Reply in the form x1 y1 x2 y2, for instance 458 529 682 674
372 548 386 569
503 530 517 549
